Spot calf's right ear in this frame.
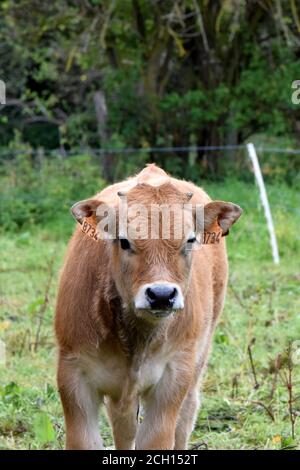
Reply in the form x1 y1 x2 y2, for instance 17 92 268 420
71 198 102 225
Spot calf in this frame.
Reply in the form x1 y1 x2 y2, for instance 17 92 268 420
55 164 242 450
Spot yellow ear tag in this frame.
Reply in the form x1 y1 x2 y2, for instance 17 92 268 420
202 220 223 245
81 217 99 242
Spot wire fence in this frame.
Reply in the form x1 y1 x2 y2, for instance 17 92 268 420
1 144 299 217
1 144 300 157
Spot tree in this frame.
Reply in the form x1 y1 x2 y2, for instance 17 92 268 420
0 0 299 180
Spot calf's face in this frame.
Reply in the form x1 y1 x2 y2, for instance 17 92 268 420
112 229 195 320
71 183 242 322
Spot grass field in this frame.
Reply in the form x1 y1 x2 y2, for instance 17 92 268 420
0 179 299 450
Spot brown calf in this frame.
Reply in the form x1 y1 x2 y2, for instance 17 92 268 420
55 164 242 450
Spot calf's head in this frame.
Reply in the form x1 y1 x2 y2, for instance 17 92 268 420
71 183 242 322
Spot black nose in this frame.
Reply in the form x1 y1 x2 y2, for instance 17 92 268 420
146 285 178 310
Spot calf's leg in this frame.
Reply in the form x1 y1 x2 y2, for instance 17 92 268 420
174 386 200 449
136 363 192 450
106 396 138 450
174 331 213 449
57 354 103 450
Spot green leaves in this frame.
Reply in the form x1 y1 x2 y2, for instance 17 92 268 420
0 378 60 448
0 382 22 406
33 412 55 445
27 298 45 317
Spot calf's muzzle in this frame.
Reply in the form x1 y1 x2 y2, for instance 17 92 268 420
146 285 178 310
134 282 184 315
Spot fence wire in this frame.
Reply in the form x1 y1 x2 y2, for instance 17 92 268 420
1 144 300 157
0 145 299 217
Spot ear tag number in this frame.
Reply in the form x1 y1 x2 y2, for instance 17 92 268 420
81 218 98 242
203 230 222 244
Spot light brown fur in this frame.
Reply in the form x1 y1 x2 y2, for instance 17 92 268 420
55 164 242 450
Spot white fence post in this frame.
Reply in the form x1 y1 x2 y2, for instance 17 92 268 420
247 143 280 264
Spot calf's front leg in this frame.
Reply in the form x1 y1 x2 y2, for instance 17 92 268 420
57 354 103 450
136 362 192 450
106 396 139 450
174 386 200 449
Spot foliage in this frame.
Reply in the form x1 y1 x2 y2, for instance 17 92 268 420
0 139 105 230
0 0 300 179
33 412 55 446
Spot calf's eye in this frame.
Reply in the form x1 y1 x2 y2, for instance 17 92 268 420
181 236 197 255
119 238 131 251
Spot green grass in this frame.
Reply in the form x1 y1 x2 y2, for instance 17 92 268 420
0 179 299 450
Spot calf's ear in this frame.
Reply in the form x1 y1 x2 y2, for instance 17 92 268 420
204 201 242 236
71 198 102 225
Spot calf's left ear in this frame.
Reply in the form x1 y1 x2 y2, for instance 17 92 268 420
204 201 242 236
71 198 102 224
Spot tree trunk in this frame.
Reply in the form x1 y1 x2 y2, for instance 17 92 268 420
93 91 114 182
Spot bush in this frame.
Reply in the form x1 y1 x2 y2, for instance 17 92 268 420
0 151 105 231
